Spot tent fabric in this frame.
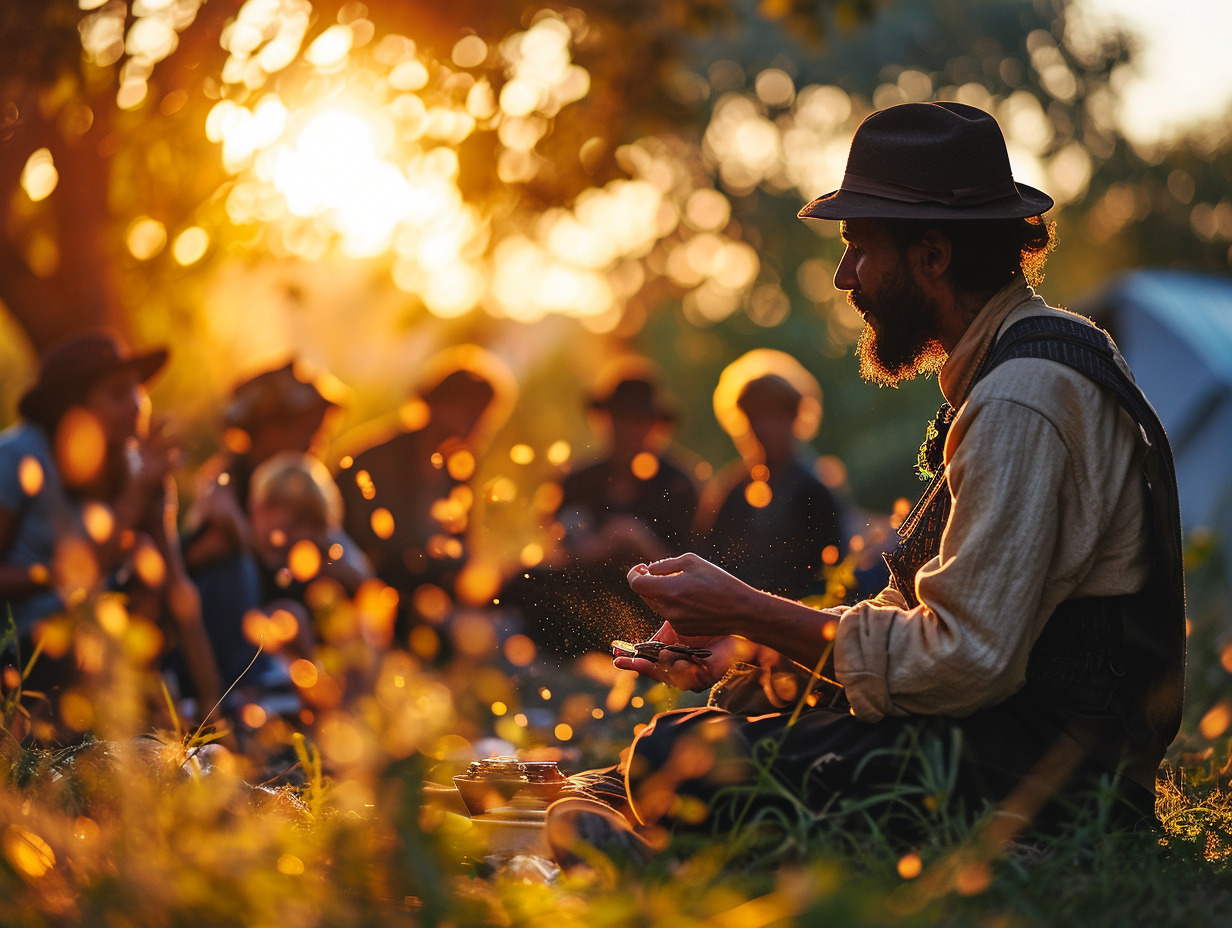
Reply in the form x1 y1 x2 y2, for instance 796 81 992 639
1077 269 1232 560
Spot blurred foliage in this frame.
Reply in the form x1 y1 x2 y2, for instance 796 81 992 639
5 0 1231 522
0 561 1231 927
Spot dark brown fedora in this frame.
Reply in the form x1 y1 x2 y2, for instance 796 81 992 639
18 329 168 425
798 101 1053 221
590 377 677 422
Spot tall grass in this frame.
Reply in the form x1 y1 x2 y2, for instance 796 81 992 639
0 535 1229 927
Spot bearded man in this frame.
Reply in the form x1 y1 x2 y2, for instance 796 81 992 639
546 102 1185 865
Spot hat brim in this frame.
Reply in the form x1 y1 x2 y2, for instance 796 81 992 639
589 398 676 421
798 182 1054 221
126 347 170 384
18 347 168 422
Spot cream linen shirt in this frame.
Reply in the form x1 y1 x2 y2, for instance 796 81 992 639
834 280 1152 722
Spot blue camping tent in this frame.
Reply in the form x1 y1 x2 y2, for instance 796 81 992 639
1079 269 1232 574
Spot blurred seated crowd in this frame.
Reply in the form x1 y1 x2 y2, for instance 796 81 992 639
0 327 890 754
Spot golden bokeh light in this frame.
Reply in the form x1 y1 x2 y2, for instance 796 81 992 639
134 544 167 587
3 825 56 880
126 217 167 260
452 34 488 68
172 226 210 265
485 476 517 504
955 862 993 896
409 625 440 661
745 481 773 508
287 539 321 582
241 703 267 730
123 617 164 665
269 608 300 643
34 617 73 659
412 583 452 624
426 534 464 560
73 816 99 845
370 507 395 540
450 610 497 659
519 543 544 568
289 658 318 689
630 452 660 480
54 536 100 604
20 148 58 202
241 609 271 646
1200 702 1232 740
75 628 105 674
304 24 353 69
59 689 95 732
554 723 573 741
55 408 106 488
95 597 128 637
222 427 252 454
446 449 476 481
503 633 537 667
509 443 535 465
17 455 44 496
456 562 501 605
1219 641 1232 675
533 482 563 512
356 579 398 646
317 709 364 759
546 440 571 466
81 501 115 544
897 852 923 879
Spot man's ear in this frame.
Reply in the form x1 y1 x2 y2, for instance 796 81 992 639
911 229 952 280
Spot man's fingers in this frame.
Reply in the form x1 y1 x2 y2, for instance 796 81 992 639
643 554 694 576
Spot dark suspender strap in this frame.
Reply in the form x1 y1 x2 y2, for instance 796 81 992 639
981 316 1185 599
980 316 1187 773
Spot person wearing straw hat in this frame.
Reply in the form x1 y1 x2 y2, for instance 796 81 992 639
548 102 1185 866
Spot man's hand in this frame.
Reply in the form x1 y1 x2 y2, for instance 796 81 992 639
626 553 755 639
612 622 758 692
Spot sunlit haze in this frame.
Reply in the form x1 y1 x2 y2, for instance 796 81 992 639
1076 0 1232 145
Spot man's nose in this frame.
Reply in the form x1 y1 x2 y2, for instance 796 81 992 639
833 248 857 292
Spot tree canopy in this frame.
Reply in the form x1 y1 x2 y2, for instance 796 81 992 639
1 0 1229 508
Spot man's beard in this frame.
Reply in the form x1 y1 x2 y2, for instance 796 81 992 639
851 265 948 387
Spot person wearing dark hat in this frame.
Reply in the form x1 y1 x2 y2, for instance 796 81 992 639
547 102 1184 864
336 345 516 650
0 330 222 740
184 360 343 567
181 358 351 706
509 360 700 655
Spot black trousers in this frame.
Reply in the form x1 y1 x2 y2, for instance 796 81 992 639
570 700 1156 840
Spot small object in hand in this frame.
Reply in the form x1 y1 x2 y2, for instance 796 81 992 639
610 639 712 662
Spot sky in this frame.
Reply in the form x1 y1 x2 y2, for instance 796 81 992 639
1076 0 1232 145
